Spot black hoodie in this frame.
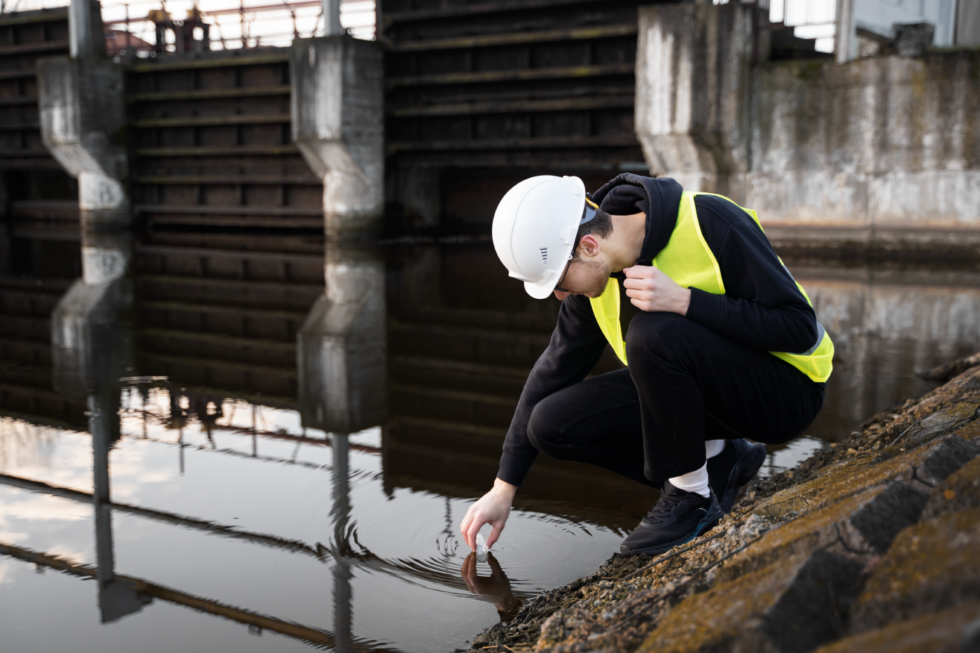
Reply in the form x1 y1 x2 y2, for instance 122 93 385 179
496 174 820 487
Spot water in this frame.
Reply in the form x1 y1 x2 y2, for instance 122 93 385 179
1 234 979 652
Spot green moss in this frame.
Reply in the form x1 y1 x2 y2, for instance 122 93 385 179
794 60 826 82
817 601 980 653
853 507 980 624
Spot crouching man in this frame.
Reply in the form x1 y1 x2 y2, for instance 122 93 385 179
460 174 832 555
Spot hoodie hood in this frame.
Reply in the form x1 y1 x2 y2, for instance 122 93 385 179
591 173 683 264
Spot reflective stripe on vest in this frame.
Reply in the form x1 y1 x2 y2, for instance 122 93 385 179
589 192 834 383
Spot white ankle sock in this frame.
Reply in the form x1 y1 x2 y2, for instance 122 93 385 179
669 463 710 498
705 439 726 459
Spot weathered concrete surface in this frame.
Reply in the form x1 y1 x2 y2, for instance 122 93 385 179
635 4 980 254
291 35 384 240
38 0 128 228
813 602 980 653
51 229 133 396
638 550 864 653
297 245 386 433
719 482 927 583
751 434 978 519
462 361 980 653
634 3 754 200
849 506 980 633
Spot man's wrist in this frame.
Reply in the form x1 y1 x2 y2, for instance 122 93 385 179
493 477 518 499
678 288 691 316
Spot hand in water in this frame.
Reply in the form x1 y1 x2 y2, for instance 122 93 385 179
461 551 522 621
460 478 517 551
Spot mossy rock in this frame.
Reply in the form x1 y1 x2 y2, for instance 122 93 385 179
812 601 980 653
722 482 927 583
922 454 980 520
639 550 863 653
850 506 980 633
753 435 978 520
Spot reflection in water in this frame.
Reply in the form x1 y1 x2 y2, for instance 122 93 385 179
1 236 979 652
461 552 523 622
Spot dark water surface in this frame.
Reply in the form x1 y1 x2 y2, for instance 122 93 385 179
1 233 978 652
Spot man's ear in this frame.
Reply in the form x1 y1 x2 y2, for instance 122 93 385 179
578 234 600 259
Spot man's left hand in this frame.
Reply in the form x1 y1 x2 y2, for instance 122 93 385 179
622 265 691 315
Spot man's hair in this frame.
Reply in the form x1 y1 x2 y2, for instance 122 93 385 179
572 207 613 259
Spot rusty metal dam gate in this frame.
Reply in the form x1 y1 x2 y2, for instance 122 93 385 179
0 0 664 242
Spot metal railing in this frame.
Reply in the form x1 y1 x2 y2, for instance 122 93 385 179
99 0 375 55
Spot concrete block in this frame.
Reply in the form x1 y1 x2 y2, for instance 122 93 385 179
37 53 129 227
905 402 980 444
722 482 928 583
291 35 384 240
298 245 386 433
922 455 980 520
51 229 133 396
812 602 980 653
635 3 754 198
849 507 980 633
639 550 865 653
952 420 980 443
753 435 979 519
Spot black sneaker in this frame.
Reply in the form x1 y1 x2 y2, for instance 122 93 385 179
619 481 723 555
707 439 768 513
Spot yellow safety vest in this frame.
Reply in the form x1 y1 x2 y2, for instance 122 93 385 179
589 192 834 383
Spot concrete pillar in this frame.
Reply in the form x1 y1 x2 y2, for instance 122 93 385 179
634 3 755 200
321 0 342 37
51 229 133 397
70 0 106 59
38 0 129 230
291 36 384 241
297 244 386 434
835 0 857 64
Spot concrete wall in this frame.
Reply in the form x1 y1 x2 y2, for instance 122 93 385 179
636 4 980 253
747 52 980 228
291 35 384 241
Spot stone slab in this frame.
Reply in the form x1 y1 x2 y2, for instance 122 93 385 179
922 454 980 520
639 550 864 653
812 602 980 653
721 482 928 583
850 507 980 633
753 435 979 520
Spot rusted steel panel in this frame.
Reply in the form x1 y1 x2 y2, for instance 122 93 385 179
382 0 651 231
128 48 322 230
0 7 77 234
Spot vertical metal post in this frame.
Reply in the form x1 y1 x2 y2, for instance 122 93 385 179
331 432 353 652
322 0 342 37
835 0 856 64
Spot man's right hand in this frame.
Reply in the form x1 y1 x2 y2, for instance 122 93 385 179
460 478 517 551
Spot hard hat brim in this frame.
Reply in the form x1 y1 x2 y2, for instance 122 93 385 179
524 277 560 299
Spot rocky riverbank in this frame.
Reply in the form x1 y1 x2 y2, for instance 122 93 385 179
462 355 980 653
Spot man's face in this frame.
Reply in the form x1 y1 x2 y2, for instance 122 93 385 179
553 256 610 301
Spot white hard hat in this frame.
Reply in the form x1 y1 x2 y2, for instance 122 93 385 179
492 175 592 299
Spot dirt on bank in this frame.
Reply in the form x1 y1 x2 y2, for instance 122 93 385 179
461 355 980 653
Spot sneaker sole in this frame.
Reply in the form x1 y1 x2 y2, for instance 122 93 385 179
621 502 724 556
720 442 767 513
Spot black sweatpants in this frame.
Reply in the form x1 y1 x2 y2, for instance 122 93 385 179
525 312 825 487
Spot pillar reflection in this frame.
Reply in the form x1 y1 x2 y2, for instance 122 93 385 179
298 243 387 652
50 224 150 623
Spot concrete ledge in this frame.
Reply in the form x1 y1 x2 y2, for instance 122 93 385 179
721 482 927 583
849 507 980 633
639 550 864 653
812 602 980 653
921 454 980 520
752 434 979 519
